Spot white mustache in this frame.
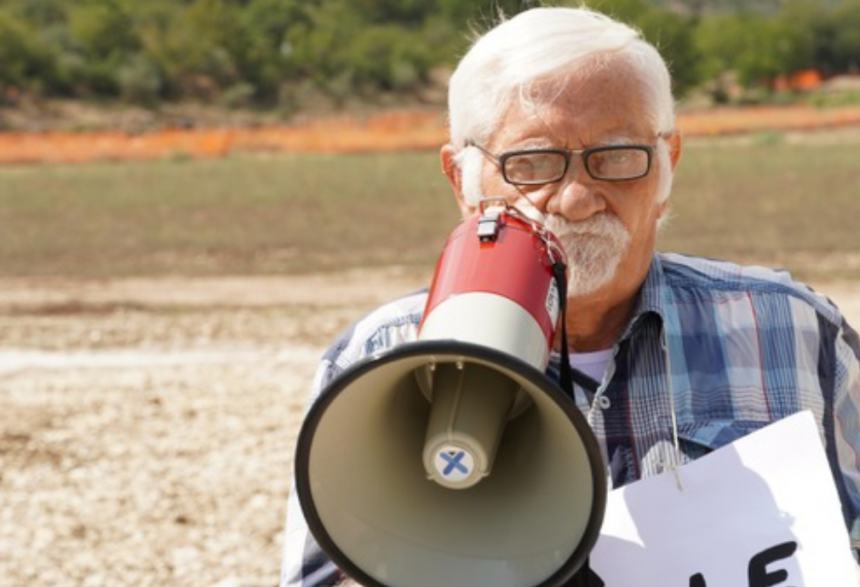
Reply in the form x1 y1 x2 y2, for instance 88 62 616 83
543 212 627 239
509 198 627 239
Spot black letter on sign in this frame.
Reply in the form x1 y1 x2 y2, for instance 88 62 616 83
569 564 605 587
748 541 798 586
689 573 707 587
582 565 605 587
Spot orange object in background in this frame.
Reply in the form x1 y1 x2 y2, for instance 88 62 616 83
773 69 824 92
2 105 860 165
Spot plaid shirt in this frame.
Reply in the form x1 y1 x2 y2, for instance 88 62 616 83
281 253 860 586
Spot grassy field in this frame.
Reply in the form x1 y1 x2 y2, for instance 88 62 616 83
1 130 859 280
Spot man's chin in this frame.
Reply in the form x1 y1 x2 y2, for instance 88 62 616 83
563 246 626 297
566 266 619 297
520 211 631 295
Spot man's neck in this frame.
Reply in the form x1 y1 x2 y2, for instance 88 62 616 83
564 295 636 351
563 279 643 352
559 242 656 352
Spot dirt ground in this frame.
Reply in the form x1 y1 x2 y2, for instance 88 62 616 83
3 106 860 164
0 268 857 586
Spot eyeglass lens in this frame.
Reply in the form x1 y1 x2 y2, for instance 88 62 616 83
587 148 649 180
504 152 567 184
503 148 649 184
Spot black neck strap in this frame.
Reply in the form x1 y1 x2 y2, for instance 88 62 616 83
551 261 600 396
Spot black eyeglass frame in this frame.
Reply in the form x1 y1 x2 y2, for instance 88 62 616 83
465 138 664 185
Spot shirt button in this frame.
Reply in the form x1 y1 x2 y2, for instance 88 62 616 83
597 395 611 410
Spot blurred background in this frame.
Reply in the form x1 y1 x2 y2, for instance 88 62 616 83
0 0 858 585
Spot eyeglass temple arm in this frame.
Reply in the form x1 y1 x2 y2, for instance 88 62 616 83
463 140 502 165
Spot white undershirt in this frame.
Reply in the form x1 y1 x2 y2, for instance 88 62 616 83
569 348 614 392
568 348 615 410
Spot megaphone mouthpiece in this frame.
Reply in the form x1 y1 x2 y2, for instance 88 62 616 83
422 361 520 489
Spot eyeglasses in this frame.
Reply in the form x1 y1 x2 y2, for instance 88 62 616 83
465 139 661 185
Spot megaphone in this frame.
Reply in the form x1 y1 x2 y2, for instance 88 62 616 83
295 201 606 587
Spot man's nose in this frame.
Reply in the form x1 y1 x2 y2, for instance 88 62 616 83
525 168 606 221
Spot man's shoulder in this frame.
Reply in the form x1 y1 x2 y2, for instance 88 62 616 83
658 252 843 327
321 289 428 368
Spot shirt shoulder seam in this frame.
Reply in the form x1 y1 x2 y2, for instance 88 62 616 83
659 254 842 326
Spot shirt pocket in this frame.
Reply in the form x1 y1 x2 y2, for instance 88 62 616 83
677 419 771 462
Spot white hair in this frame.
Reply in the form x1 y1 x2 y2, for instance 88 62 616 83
449 7 675 146
449 6 677 204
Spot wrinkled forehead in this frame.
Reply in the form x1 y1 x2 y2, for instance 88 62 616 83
492 55 660 147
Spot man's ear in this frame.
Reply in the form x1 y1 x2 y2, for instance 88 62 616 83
440 144 475 219
667 130 682 171
656 199 672 226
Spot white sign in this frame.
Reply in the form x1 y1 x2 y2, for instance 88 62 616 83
589 411 858 586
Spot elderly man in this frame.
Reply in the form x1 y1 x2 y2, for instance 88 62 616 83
281 6 860 586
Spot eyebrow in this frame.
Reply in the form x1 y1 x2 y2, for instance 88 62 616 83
505 135 637 152
598 135 635 146
507 137 557 150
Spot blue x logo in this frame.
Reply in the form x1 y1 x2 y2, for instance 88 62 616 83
441 450 468 476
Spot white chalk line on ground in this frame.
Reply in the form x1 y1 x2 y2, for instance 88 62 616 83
0 345 323 374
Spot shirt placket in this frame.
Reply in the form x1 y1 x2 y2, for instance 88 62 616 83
627 286 690 483
584 344 619 488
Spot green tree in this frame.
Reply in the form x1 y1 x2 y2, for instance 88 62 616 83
832 0 860 71
65 0 141 95
239 0 311 101
4 0 68 27
695 13 789 91
352 0 436 25
348 24 433 91
584 0 702 96
637 8 701 96
0 9 58 98
69 1 138 58
139 0 250 100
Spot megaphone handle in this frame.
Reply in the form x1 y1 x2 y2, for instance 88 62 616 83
552 262 600 397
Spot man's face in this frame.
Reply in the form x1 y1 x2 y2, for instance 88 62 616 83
447 60 680 299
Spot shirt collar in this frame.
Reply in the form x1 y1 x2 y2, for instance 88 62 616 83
619 253 671 342
548 254 676 367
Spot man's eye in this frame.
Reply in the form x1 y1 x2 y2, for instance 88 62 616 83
606 150 631 162
507 156 537 179
591 149 637 169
